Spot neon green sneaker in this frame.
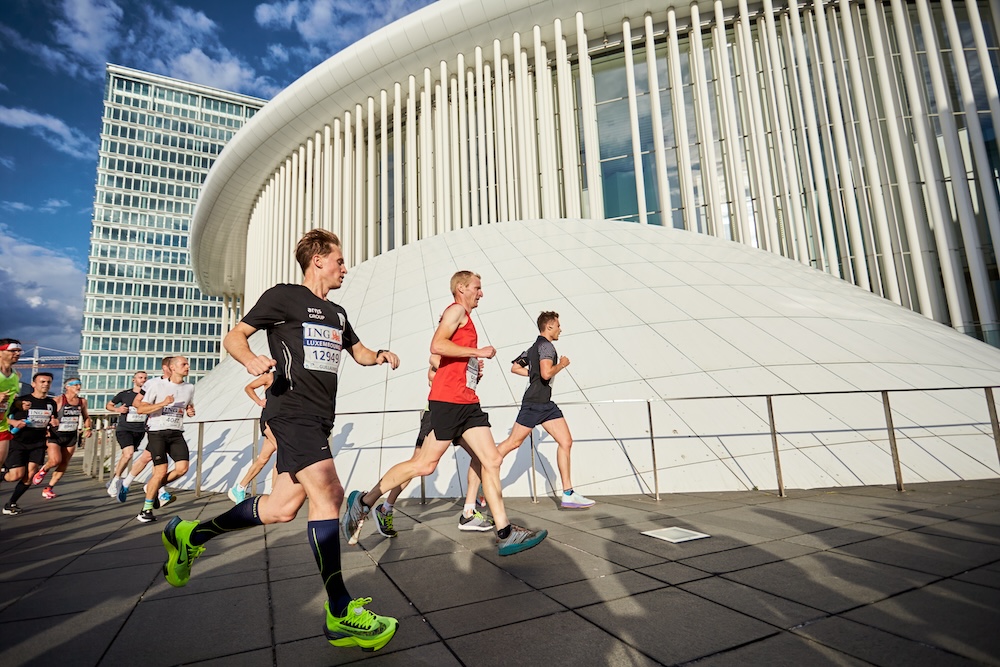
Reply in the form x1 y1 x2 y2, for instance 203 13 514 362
324 598 398 652
162 517 206 587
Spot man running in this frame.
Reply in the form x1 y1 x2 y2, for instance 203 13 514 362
228 371 276 503
134 356 195 523
106 371 149 499
344 270 548 556
159 229 399 653
33 377 92 498
3 373 58 515
117 358 175 506
466 311 594 511
0 339 23 470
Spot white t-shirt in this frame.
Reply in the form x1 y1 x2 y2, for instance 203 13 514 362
142 379 195 432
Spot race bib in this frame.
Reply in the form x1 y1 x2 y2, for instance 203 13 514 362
162 405 184 429
27 409 51 428
465 358 479 390
58 416 80 432
0 393 9 414
125 407 147 423
303 323 342 373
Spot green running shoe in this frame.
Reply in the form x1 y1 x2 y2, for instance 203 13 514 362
162 516 206 587
324 598 398 652
375 506 397 538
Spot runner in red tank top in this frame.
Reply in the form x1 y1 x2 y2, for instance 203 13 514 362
345 271 548 556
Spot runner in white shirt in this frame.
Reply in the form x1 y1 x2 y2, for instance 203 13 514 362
134 356 195 523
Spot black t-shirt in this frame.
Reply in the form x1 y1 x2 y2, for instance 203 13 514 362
514 336 559 404
10 394 58 447
242 284 361 421
110 389 147 432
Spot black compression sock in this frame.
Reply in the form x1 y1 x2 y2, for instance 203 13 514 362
190 496 264 546
308 519 351 617
8 481 30 505
497 524 512 539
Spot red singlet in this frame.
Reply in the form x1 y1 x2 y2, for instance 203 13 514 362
428 304 480 405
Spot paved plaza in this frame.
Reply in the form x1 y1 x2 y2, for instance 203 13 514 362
2 469 1000 666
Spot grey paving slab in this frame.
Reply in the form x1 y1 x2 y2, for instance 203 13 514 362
844 579 1000 665
724 551 938 614
689 631 869 666
679 576 826 629
575 587 776 665
4 469 1000 666
832 530 1000 577
446 610 662 667
794 616 977 667
423 590 564 639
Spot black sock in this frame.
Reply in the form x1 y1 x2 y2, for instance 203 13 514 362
9 481 30 505
497 524 512 539
308 519 351 617
189 496 264 546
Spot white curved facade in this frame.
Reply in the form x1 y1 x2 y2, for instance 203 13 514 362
194 0 1000 346
185 219 1000 498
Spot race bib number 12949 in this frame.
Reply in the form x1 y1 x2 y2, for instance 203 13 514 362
303 323 342 373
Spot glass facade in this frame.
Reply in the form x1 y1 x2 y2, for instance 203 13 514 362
80 65 265 408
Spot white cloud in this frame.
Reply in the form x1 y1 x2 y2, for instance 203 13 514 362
0 106 97 160
2 201 33 212
53 0 123 69
254 0 435 53
0 226 85 355
0 82 8 92
40 199 71 213
262 43 290 70
0 155 14 170
166 47 278 97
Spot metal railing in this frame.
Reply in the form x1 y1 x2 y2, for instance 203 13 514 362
80 384 1000 501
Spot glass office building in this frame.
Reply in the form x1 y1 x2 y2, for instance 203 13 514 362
80 64 265 408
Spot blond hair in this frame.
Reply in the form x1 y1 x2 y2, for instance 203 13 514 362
450 270 481 296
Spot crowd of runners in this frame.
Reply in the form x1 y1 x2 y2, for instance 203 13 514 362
0 228 595 654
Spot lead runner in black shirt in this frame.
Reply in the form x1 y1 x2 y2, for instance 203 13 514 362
159 229 401 653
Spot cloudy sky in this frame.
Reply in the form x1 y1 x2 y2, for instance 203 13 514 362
0 0 434 354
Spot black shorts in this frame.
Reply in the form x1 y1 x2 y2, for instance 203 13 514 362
416 410 462 447
6 444 45 469
428 401 490 442
147 430 190 465
47 431 81 448
515 401 564 429
116 430 145 449
267 415 334 475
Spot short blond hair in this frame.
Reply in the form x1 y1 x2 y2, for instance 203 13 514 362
450 270 481 296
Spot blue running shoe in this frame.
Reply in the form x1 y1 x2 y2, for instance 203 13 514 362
497 524 548 556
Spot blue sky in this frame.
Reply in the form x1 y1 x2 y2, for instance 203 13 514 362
0 0 433 355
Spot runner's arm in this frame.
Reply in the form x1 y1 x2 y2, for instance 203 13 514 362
430 304 495 359
348 342 400 369
224 322 276 376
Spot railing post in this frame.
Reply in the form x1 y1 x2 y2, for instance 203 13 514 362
986 387 1000 467
766 395 786 498
882 391 905 491
530 429 538 503
97 428 105 485
648 400 660 501
196 422 205 498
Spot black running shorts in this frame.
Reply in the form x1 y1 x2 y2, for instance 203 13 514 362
147 430 190 465
266 415 334 475
6 444 45 469
47 431 81 448
428 401 490 442
415 409 462 447
515 401 564 429
115 430 145 449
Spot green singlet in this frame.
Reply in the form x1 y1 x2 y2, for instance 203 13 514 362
0 369 20 433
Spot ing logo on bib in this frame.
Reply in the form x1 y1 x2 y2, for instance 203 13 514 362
302 322 343 373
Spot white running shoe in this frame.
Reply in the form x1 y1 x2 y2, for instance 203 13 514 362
107 477 122 498
561 491 596 509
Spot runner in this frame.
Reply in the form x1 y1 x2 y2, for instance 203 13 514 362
228 371 276 503
133 356 195 523
33 377 92 498
465 311 595 511
344 270 548 556
0 339 23 471
3 373 58 515
159 229 399 653
105 371 148 499
117 358 175 506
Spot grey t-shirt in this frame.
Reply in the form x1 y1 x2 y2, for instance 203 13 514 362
514 336 558 404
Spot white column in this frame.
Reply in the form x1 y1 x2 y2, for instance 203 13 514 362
304 138 313 232
421 68 433 239
712 2 749 243
534 27 559 218
434 79 445 235
645 13 670 227
457 54 470 228
450 74 461 231
367 97 377 260
290 150 300 244
966 0 1000 154
393 83 403 249
668 7 697 232
331 119 342 241
380 89 389 255
484 61 498 223
341 111 353 266
313 131 322 228
511 32 530 219
355 103 365 264
475 47 489 224
788 0 838 275
623 19 648 224
494 39 510 221
575 13 603 219
689 4 722 235
279 159 290 280
812 2 870 290
524 53 540 218
467 68 480 227
555 20 582 218
916 0 998 334
440 61 452 233
406 76 418 243
501 55 519 220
